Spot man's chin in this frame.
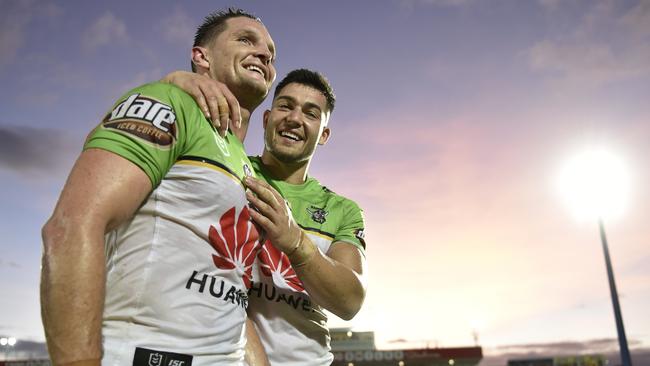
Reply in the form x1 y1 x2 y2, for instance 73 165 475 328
237 83 269 107
242 77 270 94
271 150 305 164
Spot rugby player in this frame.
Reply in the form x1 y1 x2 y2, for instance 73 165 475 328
244 69 367 365
169 69 367 365
41 8 275 366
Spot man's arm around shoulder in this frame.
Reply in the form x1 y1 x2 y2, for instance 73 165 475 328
41 148 152 365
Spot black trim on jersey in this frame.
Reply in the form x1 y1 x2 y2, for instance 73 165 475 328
133 347 193 366
178 155 239 179
298 223 335 240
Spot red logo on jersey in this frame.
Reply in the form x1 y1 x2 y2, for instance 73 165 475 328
208 206 261 288
258 240 305 293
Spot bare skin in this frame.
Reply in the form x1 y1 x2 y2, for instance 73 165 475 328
244 318 271 366
41 150 152 365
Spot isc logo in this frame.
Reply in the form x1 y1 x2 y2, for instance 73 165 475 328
110 93 176 133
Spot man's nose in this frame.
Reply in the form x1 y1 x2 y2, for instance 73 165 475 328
286 108 303 125
255 47 273 66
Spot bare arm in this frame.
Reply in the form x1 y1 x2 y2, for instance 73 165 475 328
244 317 270 366
41 148 152 365
291 238 366 320
244 177 367 320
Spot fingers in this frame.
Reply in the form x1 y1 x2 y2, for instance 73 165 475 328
245 188 276 219
193 93 214 126
244 177 281 207
162 71 214 123
220 86 242 130
247 204 273 232
163 71 242 137
247 189 301 254
245 177 290 229
212 93 231 137
199 82 228 137
244 177 303 253
202 82 241 136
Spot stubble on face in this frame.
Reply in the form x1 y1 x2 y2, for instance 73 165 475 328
264 84 329 165
207 17 276 110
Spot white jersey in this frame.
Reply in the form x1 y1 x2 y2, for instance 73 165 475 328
247 157 366 365
86 83 262 366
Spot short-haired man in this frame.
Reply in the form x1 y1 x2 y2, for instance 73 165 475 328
41 9 275 365
243 69 367 365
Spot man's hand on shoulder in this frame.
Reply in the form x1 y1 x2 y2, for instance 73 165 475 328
161 70 241 137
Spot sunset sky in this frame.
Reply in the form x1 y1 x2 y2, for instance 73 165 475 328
1 0 649 362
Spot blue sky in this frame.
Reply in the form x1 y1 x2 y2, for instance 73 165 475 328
1 0 649 360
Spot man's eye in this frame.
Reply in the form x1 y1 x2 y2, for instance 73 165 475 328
238 37 252 45
277 104 290 110
306 111 319 119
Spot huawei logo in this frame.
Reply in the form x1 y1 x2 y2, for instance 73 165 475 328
258 240 305 293
208 206 261 288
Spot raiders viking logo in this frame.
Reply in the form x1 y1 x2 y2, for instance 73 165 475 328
306 205 328 224
243 163 253 177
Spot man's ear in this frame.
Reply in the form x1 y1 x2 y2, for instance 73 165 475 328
318 127 331 146
263 110 271 130
191 47 210 70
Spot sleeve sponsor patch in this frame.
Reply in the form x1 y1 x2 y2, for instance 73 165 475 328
103 93 177 146
354 228 366 249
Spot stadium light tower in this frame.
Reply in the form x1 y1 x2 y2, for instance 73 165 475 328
1 336 16 360
557 147 633 366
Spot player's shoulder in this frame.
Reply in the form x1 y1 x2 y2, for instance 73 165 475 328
108 81 203 130
308 177 364 213
123 81 196 105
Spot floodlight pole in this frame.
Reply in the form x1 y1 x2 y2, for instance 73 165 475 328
598 218 632 366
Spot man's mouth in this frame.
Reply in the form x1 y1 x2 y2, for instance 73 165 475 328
279 131 302 141
244 64 265 79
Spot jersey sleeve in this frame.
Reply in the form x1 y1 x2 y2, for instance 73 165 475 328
84 82 199 187
333 199 367 254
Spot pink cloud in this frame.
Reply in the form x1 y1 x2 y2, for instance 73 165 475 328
82 12 129 51
526 1 650 88
318 99 650 344
0 1 62 69
156 7 195 45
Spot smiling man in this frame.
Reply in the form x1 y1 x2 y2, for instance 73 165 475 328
243 69 368 365
41 8 275 366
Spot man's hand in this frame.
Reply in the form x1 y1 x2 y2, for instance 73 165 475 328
244 176 366 319
161 71 241 137
244 176 302 254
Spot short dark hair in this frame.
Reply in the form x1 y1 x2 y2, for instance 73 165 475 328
191 8 260 72
273 69 336 113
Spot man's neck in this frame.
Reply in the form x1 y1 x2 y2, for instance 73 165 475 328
195 70 260 142
260 151 311 185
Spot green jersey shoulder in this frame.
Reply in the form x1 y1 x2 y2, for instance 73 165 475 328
85 81 251 186
249 156 366 253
